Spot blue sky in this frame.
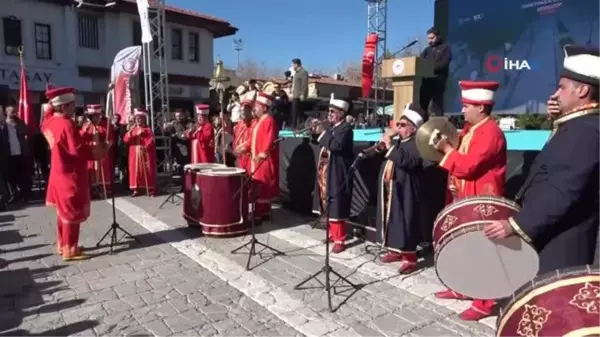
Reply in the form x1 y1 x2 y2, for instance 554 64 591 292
171 0 435 72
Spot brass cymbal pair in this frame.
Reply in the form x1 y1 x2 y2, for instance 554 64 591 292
415 117 459 162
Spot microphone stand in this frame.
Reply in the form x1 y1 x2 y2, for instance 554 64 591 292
295 154 362 312
230 137 285 271
159 136 184 208
96 115 140 254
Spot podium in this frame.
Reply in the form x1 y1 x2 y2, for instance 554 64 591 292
382 57 434 121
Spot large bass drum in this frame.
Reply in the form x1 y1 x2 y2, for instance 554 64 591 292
183 163 226 228
433 196 539 299
190 167 249 237
496 265 600 337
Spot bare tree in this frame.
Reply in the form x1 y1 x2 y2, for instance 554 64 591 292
337 60 362 83
236 58 281 81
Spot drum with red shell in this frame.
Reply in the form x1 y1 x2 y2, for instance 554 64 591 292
184 166 249 237
183 163 226 228
433 196 539 299
496 265 600 337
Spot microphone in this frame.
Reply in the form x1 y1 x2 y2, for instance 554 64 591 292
405 39 418 48
390 39 420 58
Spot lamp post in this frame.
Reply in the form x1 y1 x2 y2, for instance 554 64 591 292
212 59 230 165
232 39 243 72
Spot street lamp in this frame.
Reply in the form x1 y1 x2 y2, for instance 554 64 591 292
232 39 243 72
212 59 230 165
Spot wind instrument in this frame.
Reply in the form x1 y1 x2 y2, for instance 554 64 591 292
360 141 387 157
293 117 327 135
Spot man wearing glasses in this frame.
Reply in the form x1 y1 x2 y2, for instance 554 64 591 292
311 97 354 254
431 80 507 321
376 103 427 274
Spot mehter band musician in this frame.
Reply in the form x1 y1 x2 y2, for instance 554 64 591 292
250 92 280 221
432 80 507 321
42 87 108 261
485 45 600 271
312 97 354 254
376 103 426 274
123 108 157 197
80 104 114 199
233 93 255 173
185 104 215 164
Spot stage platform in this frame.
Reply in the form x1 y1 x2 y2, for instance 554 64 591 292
279 129 551 151
278 128 546 242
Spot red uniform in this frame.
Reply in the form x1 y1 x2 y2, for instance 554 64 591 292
186 104 215 164
232 119 254 172
123 109 157 196
42 87 101 260
79 113 114 198
250 93 280 219
435 81 506 321
439 117 507 200
186 123 215 164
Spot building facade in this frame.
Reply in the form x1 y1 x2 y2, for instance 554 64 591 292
0 0 236 115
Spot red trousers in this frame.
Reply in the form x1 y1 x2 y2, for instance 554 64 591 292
56 217 81 257
328 220 346 244
471 299 495 314
254 201 271 219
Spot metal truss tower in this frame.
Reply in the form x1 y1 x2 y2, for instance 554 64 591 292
142 0 169 131
366 0 388 115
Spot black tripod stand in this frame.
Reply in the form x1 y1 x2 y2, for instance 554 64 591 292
97 172 140 254
160 137 183 208
231 138 285 270
294 156 362 312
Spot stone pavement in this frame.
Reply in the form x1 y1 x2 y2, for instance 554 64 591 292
0 195 498 337
0 202 299 336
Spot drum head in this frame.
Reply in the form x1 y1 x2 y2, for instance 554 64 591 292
184 163 226 171
206 167 246 176
436 231 539 299
191 184 202 210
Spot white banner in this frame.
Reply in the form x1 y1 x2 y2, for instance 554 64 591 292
136 0 153 43
110 46 142 124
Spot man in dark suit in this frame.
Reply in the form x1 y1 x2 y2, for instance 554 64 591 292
0 105 31 204
419 27 452 117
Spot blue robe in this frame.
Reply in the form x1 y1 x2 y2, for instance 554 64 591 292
509 108 599 273
312 121 354 221
375 137 424 252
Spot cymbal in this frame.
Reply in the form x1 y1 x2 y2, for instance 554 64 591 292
416 117 459 162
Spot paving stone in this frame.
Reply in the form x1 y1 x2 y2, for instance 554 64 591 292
3 198 497 337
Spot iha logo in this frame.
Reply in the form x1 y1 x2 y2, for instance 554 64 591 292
485 55 532 72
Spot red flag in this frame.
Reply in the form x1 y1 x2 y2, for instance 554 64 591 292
18 52 36 136
361 33 378 98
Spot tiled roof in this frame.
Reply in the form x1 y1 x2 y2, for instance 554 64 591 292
43 0 237 38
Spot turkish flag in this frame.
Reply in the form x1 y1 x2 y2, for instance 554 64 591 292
18 56 36 136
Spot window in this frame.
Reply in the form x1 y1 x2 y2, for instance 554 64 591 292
171 28 182 60
3 17 22 56
188 32 199 62
34 23 52 60
78 13 99 49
